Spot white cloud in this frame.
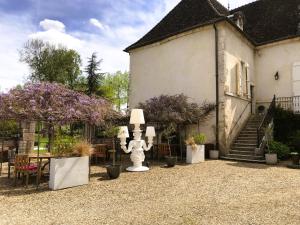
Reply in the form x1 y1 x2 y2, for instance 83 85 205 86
0 14 32 92
89 18 109 31
40 19 65 32
29 26 83 50
0 0 256 92
29 19 128 74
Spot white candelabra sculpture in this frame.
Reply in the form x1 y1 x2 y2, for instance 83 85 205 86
118 109 155 172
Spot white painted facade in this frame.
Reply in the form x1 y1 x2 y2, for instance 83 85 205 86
128 21 300 154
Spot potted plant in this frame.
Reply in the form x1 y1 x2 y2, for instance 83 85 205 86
290 152 300 166
264 124 276 165
104 126 122 179
49 139 92 190
165 138 177 167
290 131 300 166
266 141 290 165
209 148 219 160
163 124 177 167
185 133 206 164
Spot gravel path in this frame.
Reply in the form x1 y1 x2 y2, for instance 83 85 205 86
0 160 300 225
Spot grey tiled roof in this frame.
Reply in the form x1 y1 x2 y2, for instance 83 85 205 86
125 0 300 52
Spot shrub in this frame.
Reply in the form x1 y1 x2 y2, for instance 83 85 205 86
0 120 19 137
193 133 206 145
273 107 300 143
73 141 93 156
52 135 77 157
290 130 300 154
268 141 290 160
185 133 206 150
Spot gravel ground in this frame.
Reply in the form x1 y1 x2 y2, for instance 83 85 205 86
0 160 300 225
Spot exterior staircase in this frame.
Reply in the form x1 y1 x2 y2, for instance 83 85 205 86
221 115 266 163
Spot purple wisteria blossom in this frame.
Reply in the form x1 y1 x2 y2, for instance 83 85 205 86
0 82 113 125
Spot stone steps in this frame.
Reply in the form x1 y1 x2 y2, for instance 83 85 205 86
223 115 265 163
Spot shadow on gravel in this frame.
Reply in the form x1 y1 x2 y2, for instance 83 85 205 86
225 162 270 169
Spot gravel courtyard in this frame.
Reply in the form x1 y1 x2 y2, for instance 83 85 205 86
0 160 299 225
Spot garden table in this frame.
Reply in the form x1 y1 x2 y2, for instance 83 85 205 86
29 154 54 188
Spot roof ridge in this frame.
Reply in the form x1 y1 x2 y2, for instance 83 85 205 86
207 0 227 16
230 0 261 12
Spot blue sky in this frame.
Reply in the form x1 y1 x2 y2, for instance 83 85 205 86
0 0 255 91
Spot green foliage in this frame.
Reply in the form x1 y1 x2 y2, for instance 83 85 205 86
19 39 81 89
290 130 300 154
268 141 290 159
52 135 77 157
85 52 104 96
0 120 19 137
273 107 300 143
193 133 206 145
100 71 129 111
102 126 120 138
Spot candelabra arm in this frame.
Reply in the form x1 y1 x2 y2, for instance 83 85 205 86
121 140 133 153
142 138 154 151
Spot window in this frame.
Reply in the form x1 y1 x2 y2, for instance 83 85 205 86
236 61 250 98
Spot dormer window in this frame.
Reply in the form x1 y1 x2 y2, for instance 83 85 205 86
236 17 244 30
233 11 245 30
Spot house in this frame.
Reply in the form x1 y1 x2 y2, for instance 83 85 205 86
124 0 300 161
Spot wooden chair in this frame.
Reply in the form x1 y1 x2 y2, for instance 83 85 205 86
92 144 107 164
7 149 16 178
14 155 38 188
156 144 171 159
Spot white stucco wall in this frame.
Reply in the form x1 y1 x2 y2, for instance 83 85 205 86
129 26 216 107
127 20 300 152
255 38 300 103
128 26 217 144
220 23 255 151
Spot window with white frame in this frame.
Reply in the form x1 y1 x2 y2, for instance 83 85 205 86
236 61 250 98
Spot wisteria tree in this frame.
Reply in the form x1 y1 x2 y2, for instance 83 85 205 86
0 82 117 150
138 94 215 137
0 82 111 125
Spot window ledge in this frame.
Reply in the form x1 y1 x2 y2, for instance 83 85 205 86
225 92 251 102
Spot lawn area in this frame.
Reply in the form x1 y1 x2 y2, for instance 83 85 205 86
0 160 300 225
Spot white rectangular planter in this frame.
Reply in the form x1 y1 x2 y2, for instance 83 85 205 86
49 156 89 190
186 145 205 164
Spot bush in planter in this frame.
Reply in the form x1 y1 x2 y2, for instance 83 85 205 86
52 135 77 157
185 133 206 163
186 133 206 150
49 140 92 190
73 141 93 157
162 124 177 167
268 141 290 160
103 125 122 179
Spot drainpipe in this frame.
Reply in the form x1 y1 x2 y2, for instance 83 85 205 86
213 23 219 150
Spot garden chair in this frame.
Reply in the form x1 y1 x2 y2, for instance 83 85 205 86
156 144 171 159
92 144 107 164
14 154 39 188
7 148 16 178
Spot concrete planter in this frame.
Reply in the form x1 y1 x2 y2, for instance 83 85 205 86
265 153 277 165
209 150 219 159
186 145 205 164
49 156 89 190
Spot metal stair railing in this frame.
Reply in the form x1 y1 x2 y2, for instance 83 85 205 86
257 95 276 148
